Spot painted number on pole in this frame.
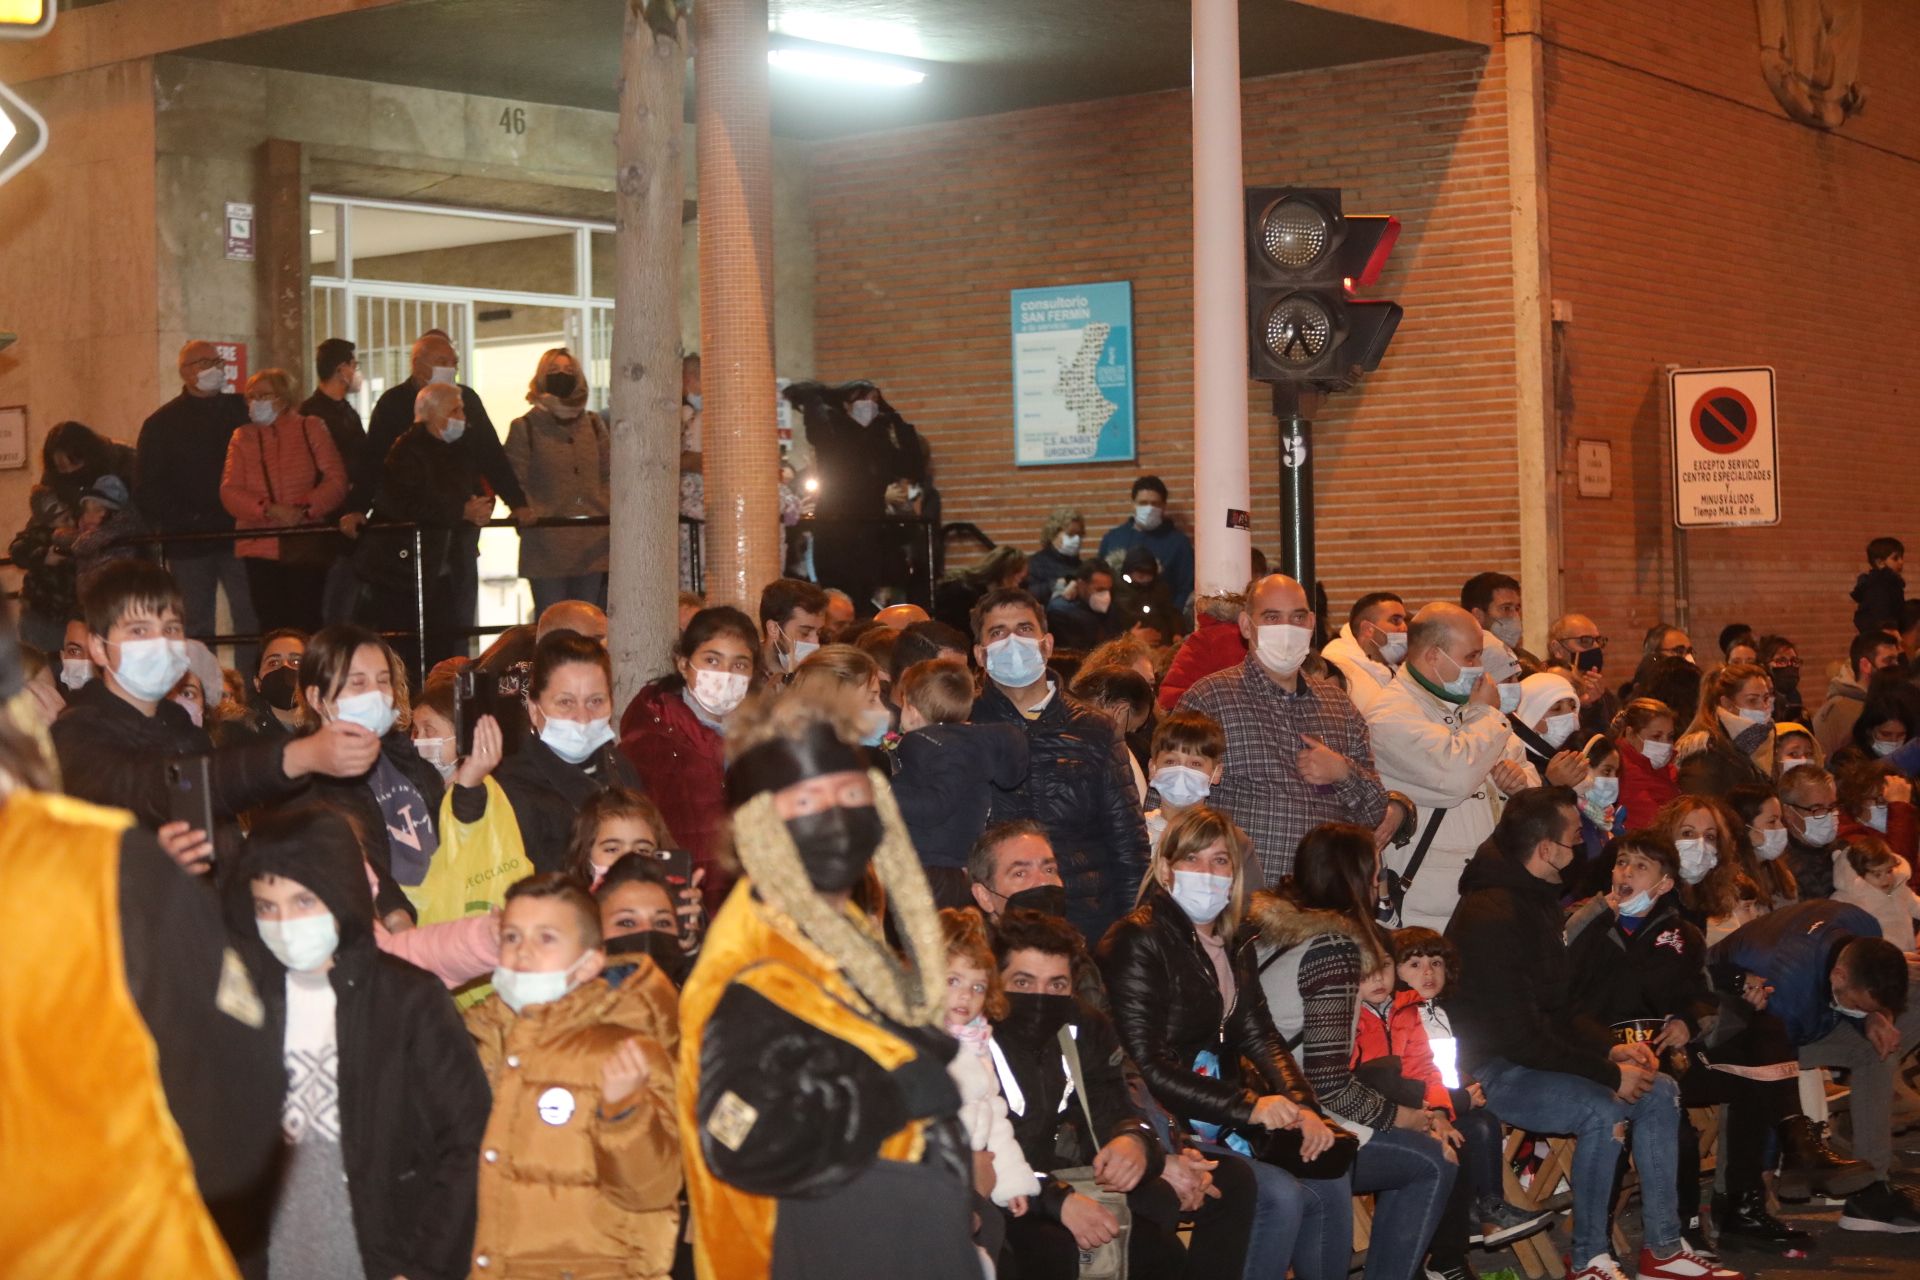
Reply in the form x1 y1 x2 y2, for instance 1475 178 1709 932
1668 366 1778 527
499 107 527 135
1283 434 1309 469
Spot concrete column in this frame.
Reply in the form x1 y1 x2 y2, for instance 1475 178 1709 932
1189 0 1253 602
695 0 780 608
257 138 308 383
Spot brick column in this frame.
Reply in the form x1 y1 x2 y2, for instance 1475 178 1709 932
695 0 780 608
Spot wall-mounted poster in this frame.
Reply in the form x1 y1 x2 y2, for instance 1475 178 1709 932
1010 281 1134 466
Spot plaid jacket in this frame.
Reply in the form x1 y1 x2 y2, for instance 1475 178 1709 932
1178 654 1388 885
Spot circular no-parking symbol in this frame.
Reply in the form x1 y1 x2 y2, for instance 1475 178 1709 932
1689 387 1758 455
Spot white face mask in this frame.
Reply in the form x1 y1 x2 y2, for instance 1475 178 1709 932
1497 682 1523 714
984 634 1047 689
1375 629 1408 667
1871 739 1903 758
849 399 879 426
193 365 227 393
60 657 93 692
1675 837 1717 885
540 714 615 764
1583 776 1620 808
111 637 190 703
1866 803 1889 833
1133 503 1164 531
1151 765 1212 809
247 399 278 426
1751 826 1789 861
492 950 592 1014
1490 616 1524 650
1640 739 1674 768
688 668 750 718
1254 623 1312 678
428 365 458 385
333 688 397 737
441 417 467 444
1801 812 1839 846
1054 532 1082 556
777 630 820 674
1089 590 1112 615
415 735 456 781
258 912 340 972
1168 869 1233 925
1541 712 1581 749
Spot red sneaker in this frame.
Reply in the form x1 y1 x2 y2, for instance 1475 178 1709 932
1635 1241 1745 1280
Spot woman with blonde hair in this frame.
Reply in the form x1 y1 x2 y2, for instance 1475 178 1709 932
1024 505 1086 602
791 643 890 745
503 346 610 612
1651 792 1747 924
220 366 349 631
1675 661 1774 797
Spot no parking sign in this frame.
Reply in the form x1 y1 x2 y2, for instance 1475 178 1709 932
1668 366 1779 527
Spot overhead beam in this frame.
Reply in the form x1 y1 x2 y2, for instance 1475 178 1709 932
0 0 413 83
1288 0 1492 46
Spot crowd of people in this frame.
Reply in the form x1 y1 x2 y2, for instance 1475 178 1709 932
10 379 1920 1280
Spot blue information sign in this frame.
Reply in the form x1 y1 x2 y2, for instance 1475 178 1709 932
1010 281 1135 466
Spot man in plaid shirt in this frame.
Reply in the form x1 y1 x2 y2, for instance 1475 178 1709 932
1177 575 1389 884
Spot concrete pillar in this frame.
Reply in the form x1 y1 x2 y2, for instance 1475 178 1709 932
695 0 780 609
1189 0 1253 601
257 138 308 385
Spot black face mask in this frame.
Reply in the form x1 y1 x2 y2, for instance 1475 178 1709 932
1771 667 1801 697
258 666 300 712
785 804 884 894
998 991 1077 1044
604 929 689 986
544 370 580 399
1575 648 1605 674
1001 883 1067 919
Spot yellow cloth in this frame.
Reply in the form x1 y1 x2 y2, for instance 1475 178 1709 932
405 776 529 1008
0 791 238 1279
677 880 930 1280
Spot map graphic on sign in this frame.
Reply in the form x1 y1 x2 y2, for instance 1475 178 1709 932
1010 282 1135 466
1669 366 1779 528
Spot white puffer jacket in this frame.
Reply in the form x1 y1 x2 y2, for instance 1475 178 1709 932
1365 668 1515 931
1832 848 1920 950
947 1023 1042 1207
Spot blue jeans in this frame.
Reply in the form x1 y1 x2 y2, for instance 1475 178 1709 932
171 551 258 673
1196 1142 1349 1280
1351 1128 1457 1280
1477 1057 1682 1265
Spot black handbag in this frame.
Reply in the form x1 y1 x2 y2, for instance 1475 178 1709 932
1231 1115 1360 1180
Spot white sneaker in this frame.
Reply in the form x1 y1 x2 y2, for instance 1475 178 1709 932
1570 1254 1631 1280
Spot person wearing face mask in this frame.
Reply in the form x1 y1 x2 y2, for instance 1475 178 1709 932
223 808 490 1280
1836 681 1920 773
1177 575 1388 888
1097 475 1196 615
1025 506 1088 603
1046 560 1122 651
1711 898 1920 1231
1754 634 1805 724
681 689 975 1280
1834 758 1919 871
52 562 386 872
971 588 1150 943
1324 591 1409 714
1725 783 1801 911
1098 807 1339 1280
214 628 308 748
1143 709 1226 847
1772 762 1844 898
621 607 760 914
1460 571 1530 662
1565 736 1628 892
298 339 371 625
348 381 497 677
593 852 696 989
1362 602 1515 931
1674 662 1775 799
219 367 349 634
1651 794 1739 928
756 576 831 686
1613 698 1680 827
136 339 260 668
1510 671 1594 778
467 872 683 1279
791 379 931 614
1813 633 1903 757
1111 545 1184 642
503 347 611 614
493 631 642 871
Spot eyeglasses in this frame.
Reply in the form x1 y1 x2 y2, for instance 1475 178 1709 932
1787 801 1839 818
1563 635 1608 651
1658 644 1694 658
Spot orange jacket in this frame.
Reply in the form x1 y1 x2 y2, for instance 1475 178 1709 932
219 410 348 559
1351 989 1452 1115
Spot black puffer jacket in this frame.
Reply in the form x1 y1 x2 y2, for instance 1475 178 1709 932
1564 892 1717 1041
223 809 490 1280
973 681 1149 942
494 728 644 873
1096 879 1316 1131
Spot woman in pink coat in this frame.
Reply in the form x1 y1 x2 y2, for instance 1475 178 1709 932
220 367 348 631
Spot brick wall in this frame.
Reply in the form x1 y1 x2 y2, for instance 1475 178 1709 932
810 42 1519 623
1541 0 1920 687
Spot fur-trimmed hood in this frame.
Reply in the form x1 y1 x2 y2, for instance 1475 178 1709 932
1247 891 1389 971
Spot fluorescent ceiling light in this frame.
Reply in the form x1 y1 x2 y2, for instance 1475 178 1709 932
767 45 925 87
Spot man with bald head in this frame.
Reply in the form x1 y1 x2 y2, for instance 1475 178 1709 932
1548 612 1618 735
1177 574 1388 883
136 340 259 666
874 603 929 632
536 600 608 643
1365 602 1517 929
347 331 534 640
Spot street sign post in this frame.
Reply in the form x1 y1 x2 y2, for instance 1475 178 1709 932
1668 365 1779 528
0 77 47 188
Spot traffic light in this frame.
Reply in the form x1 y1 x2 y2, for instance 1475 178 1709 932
1245 187 1402 390
0 1 53 39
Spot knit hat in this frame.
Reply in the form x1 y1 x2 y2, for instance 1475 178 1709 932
81 474 129 511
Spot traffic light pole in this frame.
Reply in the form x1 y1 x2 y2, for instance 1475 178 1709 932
1275 383 1320 594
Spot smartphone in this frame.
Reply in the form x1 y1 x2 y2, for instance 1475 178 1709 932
166 756 215 868
453 668 494 758
654 847 693 891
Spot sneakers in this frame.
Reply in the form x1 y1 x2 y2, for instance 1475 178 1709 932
1473 1194 1555 1246
1837 1180 1920 1233
1425 1266 1477 1280
1633 1241 1745 1280
1570 1254 1632 1280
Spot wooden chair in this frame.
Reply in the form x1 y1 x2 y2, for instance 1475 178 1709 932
1501 1128 1574 1278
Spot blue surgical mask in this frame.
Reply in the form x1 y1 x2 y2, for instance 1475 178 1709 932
1584 776 1620 808
333 688 397 737
1438 650 1483 700
441 417 467 443
1867 803 1889 833
539 714 614 764
111 637 190 703
1134 503 1163 531
859 710 891 748
492 951 592 1015
984 634 1046 689
1497 682 1523 714
1169 870 1233 925
1615 889 1656 917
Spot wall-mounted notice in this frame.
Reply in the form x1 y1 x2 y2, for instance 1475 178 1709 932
1010 281 1134 466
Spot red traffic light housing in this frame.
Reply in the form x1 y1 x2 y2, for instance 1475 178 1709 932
1245 187 1402 390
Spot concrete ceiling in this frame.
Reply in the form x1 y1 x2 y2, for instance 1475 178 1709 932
183 0 1474 141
